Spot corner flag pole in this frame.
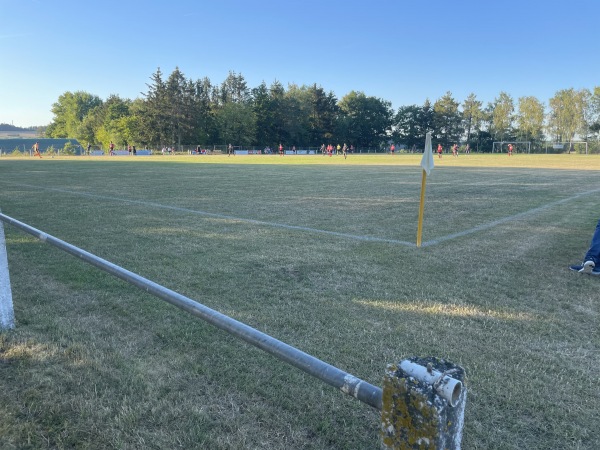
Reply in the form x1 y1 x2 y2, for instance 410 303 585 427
416 170 427 247
416 132 434 247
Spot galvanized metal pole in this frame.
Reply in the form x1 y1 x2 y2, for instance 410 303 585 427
0 212 382 410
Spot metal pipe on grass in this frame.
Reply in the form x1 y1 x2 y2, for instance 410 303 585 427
0 211 383 410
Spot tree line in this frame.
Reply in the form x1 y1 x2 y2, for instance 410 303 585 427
46 67 600 152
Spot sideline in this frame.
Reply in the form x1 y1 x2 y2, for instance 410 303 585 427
1 181 599 248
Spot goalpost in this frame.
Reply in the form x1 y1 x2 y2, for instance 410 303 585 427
492 141 531 154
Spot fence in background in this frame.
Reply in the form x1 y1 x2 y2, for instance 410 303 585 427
0 211 466 449
180 145 386 154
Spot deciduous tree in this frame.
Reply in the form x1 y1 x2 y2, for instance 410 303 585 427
516 96 545 142
547 88 586 146
590 86 600 138
462 93 483 147
337 91 393 148
491 92 515 142
46 91 102 138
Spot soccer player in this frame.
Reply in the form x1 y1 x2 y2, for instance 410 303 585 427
437 144 443 158
279 143 283 156
570 218 600 275
508 143 513 156
32 142 42 158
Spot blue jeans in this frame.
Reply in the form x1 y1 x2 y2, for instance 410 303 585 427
584 218 600 264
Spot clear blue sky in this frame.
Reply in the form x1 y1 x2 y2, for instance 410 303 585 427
1 0 598 127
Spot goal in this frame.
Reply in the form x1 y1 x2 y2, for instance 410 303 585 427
492 141 531 154
547 141 589 154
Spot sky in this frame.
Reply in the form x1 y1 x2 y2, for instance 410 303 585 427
1 0 598 127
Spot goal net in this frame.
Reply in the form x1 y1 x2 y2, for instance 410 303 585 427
548 141 589 154
492 141 531 153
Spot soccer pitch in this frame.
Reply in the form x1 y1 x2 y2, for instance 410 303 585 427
0 154 599 449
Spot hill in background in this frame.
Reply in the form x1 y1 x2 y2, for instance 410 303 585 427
0 123 44 138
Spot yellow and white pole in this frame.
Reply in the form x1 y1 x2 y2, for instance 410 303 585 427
416 132 434 247
416 170 427 247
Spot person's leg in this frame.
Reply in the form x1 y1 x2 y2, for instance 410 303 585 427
570 219 600 273
583 218 600 265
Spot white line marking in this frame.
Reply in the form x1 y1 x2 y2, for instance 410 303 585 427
421 187 600 247
0 182 416 246
1 181 599 248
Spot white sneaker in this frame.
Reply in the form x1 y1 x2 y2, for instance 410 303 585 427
581 260 595 274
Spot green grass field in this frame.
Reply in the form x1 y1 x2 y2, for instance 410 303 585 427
0 154 599 449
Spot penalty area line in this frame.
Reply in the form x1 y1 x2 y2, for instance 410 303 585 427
2 181 598 249
420 187 600 247
0 181 417 247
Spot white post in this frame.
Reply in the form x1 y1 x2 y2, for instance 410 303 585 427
0 213 15 330
381 357 466 449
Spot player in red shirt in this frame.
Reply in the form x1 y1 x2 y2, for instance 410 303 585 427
32 142 42 158
437 144 443 158
508 144 513 156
